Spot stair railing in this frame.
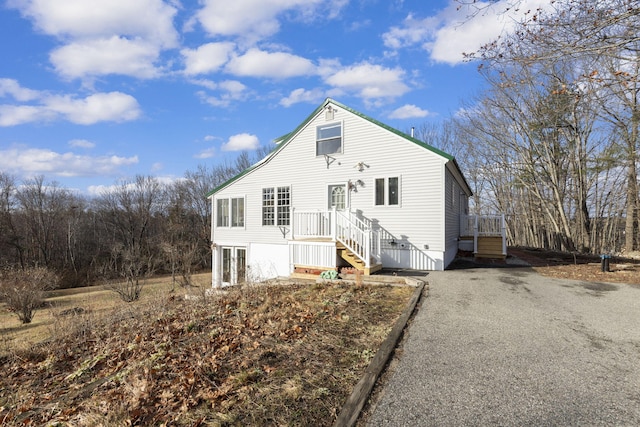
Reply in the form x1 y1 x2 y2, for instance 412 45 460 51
334 208 371 268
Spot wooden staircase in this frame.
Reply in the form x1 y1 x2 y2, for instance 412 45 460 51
336 241 383 275
475 236 505 259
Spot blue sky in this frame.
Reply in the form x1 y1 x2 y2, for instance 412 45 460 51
0 0 543 195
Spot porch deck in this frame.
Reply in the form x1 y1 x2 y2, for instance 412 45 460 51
461 215 507 259
290 209 381 275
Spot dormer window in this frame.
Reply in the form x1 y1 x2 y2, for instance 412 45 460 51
316 122 342 156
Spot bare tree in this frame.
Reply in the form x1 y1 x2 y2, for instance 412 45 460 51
14 176 80 269
0 173 25 269
95 176 167 301
456 55 613 252
473 0 640 252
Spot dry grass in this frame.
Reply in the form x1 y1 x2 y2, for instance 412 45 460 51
0 273 212 355
0 277 413 426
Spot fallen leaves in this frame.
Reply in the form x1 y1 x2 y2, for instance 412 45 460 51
0 282 413 426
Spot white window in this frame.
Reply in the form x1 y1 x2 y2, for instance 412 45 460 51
374 177 400 206
262 188 275 225
277 187 291 225
316 122 342 156
217 198 229 227
231 197 244 227
217 196 244 227
262 186 290 226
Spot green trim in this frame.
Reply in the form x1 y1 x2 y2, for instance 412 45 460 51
206 98 459 197
326 99 454 161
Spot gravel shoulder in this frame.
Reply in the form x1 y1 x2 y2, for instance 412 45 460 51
367 265 640 426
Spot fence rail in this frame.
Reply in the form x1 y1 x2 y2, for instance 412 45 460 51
461 214 507 255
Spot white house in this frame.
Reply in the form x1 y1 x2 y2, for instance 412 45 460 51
207 98 498 287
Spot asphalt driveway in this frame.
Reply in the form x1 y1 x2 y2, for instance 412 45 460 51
366 265 640 426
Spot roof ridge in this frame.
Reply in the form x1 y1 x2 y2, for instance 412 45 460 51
206 98 456 197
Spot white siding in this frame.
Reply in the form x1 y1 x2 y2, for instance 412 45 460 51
443 166 471 267
212 101 463 272
248 243 289 280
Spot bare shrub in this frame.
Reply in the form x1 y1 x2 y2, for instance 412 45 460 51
104 244 156 302
0 267 58 324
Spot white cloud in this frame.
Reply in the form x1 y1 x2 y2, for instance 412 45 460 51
0 105 48 126
190 79 219 91
218 80 247 94
195 0 347 41
195 147 216 159
221 133 260 151
43 92 141 125
383 13 436 50
50 37 162 79
182 42 236 75
0 145 138 177
195 80 249 108
225 48 315 79
0 78 41 101
68 139 96 148
389 104 432 119
324 63 410 101
10 0 179 79
10 0 179 47
280 88 325 107
0 83 141 126
383 0 551 65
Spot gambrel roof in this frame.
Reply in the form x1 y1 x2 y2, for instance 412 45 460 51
207 98 472 197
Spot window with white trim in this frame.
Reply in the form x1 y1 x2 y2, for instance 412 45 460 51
216 196 244 227
374 177 400 206
262 188 274 226
277 186 291 225
231 197 244 227
217 198 229 227
316 122 342 155
262 186 290 226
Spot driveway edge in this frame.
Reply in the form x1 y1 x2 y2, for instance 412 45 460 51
333 278 426 427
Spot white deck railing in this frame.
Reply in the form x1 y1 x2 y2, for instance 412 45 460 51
461 214 507 255
292 209 331 238
291 209 380 268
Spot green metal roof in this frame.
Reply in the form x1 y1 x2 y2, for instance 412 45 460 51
206 98 465 197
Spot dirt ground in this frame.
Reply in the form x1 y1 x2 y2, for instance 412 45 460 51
508 247 640 286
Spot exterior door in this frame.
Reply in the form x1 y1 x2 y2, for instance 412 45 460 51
236 248 246 283
328 184 346 210
221 246 246 286
222 247 232 284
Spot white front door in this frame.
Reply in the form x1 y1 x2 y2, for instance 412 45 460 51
328 184 346 210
